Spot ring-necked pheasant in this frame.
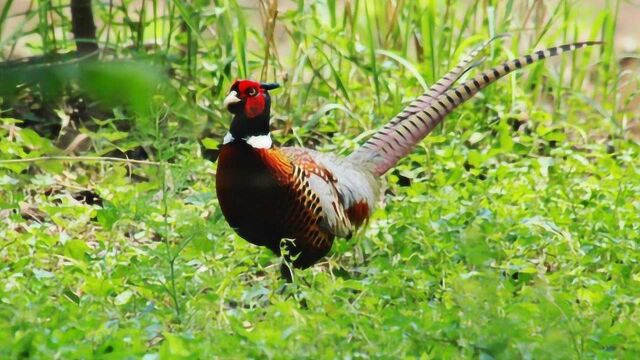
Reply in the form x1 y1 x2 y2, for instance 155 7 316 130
215 40 600 279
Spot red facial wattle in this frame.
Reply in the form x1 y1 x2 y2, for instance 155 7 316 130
235 80 266 118
244 94 265 118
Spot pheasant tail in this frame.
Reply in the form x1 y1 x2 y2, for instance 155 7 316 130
367 35 504 139
349 41 602 176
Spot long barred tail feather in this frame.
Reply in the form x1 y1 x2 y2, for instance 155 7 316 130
375 34 507 133
349 41 602 176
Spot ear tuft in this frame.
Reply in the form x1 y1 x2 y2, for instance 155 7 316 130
260 82 280 91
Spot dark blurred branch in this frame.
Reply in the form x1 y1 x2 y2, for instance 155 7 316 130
70 0 98 56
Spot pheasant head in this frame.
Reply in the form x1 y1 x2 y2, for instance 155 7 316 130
223 80 279 145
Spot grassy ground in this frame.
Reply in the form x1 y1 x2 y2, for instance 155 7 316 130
1 0 639 358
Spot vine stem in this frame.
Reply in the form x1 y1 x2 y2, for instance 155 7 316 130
161 161 181 318
0 156 177 167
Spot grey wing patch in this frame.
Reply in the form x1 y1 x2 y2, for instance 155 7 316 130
306 173 352 238
309 152 380 214
283 146 382 236
293 149 380 218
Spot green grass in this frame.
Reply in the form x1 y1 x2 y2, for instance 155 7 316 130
1 0 639 358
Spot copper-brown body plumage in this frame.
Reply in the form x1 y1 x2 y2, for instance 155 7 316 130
217 141 335 268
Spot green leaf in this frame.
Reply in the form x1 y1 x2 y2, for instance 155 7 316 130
64 239 91 261
114 290 134 305
160 333 191 358
200 137 220 150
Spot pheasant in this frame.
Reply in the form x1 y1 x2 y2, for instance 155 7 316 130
215 40 600 279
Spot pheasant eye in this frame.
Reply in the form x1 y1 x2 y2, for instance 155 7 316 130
247 88 257 96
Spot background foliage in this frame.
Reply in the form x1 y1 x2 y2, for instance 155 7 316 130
1 0 639 358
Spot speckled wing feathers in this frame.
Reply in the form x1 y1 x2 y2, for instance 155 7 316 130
282 147 380 237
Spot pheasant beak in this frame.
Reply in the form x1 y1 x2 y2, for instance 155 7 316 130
223 90 241 108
